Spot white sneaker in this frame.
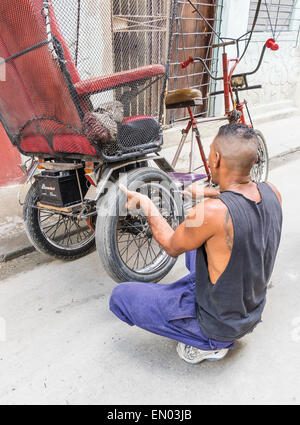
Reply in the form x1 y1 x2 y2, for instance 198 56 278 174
176 342 229 364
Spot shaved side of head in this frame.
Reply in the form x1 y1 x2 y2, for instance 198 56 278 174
214 123 258 174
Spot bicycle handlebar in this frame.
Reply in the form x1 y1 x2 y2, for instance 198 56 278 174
180 56 194 69
209 84 262 97
265 38 279 51
180 56 222 81
180 38 279 80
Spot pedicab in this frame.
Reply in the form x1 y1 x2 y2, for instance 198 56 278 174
0 0 186 283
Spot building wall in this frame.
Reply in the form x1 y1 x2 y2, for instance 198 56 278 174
0 125 23 187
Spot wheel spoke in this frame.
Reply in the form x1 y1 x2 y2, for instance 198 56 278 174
117 202 175 271
251 133 268 182
38 209 94 250
45 215 64 241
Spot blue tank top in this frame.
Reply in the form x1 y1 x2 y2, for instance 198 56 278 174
195 182 282 341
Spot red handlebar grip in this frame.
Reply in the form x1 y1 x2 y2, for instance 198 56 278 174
180 56 194 69
265 38 279 51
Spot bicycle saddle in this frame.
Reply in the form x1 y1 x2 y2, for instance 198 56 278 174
165 88 203 109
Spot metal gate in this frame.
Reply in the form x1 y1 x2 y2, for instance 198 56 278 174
111 0 171 119
111 0 224 124
168 0 224 124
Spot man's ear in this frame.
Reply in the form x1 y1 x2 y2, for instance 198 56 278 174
215 151 221 168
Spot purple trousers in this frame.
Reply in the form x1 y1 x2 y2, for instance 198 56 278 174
109 250 234 351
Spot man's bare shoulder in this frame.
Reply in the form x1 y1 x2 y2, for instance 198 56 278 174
265 181 282 205
191 197 227 227
185 196 226 225
203 197 227 213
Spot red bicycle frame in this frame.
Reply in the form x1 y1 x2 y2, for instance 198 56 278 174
175 37 278 181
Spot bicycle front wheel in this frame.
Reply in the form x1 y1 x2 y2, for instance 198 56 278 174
251 129 269 182
96 167 183 283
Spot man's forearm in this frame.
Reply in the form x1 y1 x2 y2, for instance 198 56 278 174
139 196 175 255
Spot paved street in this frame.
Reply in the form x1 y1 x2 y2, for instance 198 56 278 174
0 151 299 405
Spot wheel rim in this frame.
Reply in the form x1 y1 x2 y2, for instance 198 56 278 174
116 181 180 276
250 133 268 182
38 209 95 251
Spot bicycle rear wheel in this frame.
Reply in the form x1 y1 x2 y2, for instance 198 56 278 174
251 129 269 182
23 183 96 260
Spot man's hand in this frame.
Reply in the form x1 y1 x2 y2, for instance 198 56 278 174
183 183 220 200
119 183 217 258
119 184 145 210
119 183 175 255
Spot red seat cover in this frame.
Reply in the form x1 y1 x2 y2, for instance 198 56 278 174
20 135 54 155
53 135 97 156
20 116 154 156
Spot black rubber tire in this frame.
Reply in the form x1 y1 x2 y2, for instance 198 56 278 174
96 167 184 283
23 183 96 260
251 129 269 182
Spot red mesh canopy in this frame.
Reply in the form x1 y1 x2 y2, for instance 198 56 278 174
0 0 173 161
0 1 82 139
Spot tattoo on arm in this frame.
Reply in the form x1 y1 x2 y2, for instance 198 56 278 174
224 210 233 252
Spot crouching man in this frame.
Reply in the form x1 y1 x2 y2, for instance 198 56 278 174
109 123 282 364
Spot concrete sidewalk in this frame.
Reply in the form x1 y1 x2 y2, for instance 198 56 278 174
0 114 299 262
